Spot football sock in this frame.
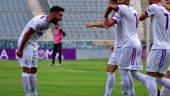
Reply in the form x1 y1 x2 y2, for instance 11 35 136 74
157 78 170 89
120 69 131 96
128 73 135 96
104 72 115 96
131 71 147 87
146 75 157 96
30 74 38 96
160 87 170 96
22 72 31 96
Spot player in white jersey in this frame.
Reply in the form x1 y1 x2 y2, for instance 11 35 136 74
16 6 64 96
159 1 170 96
139 0 170 96
85 11 122 96
104 0 148 96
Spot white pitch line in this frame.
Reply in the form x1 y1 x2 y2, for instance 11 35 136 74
60 68 87 73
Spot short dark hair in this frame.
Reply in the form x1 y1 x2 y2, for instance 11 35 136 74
112 0 118 3
50 6 64 13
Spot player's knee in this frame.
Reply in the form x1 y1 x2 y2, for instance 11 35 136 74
107 65 118 72
31 67 37 74
147 72 164 78
166 71 170 78
121 81 129 91
23 67 31 73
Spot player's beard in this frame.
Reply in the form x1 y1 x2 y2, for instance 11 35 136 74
52 18 62 25
52 20 58 25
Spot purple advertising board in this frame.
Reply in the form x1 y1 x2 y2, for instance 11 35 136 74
0 49 76 60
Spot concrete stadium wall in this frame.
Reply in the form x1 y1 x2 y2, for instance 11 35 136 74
76 48 112 60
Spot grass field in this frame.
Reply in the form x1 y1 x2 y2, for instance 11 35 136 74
0 60 149 96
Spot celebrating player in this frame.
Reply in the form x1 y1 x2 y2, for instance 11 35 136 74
85 12 122 96
16 6 64 96
139 0 170 96
104 0 148 95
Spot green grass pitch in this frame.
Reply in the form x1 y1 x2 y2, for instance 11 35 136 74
0 60 149 96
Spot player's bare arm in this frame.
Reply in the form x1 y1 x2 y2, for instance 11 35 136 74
85 19 116 28
16 28 34 57
139 13 148 21
85 21 105 28
104 0 118 25
104 0 115 19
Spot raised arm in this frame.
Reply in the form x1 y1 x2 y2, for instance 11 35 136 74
85 19 116 28
104 0 116 19
139 4 157 21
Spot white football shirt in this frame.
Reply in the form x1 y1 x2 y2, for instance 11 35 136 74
116 5 141 47
145 3 170 49
18 15 49 46
112 13 122 50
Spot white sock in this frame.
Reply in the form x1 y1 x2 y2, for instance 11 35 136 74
22 72 31 96
160 87 170 96
128 73 135 96
104 72 115 96
146 75 157 96
157 78 170 89
30 74 38 96
120 69 131 96
131 71 147 87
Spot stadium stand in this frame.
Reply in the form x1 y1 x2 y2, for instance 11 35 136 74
47 0 115 40
0 0 33 40
0 0 145 49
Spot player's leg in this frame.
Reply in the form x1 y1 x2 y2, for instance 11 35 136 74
104 51 118 96
128 72 135 96
57 43 62 64
120 69 132 96
156 49 170 89
22 67 31 96
119 47 136 96
146 49 170 96
131 71 147 87
130 46 147 87
160 67 170 96
30 67 38 96
52 44 57 65
19 45 34 96
104 65 118 96
30 49 38 96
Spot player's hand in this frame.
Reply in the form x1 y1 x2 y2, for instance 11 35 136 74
16 49 23 58
104 18 109 26
85 22 93 27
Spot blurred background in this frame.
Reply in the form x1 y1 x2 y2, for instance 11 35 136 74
0 0 151 60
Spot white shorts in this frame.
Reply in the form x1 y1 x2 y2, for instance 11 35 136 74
18 44 38 68
147 49 170 74
108 48 121 65
118 46 143 70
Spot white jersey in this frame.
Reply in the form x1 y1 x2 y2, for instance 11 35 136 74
18 15 49 46
116 5 141 47
112 13 122 50
145 4 170 49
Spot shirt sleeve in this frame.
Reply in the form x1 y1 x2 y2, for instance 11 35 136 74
29 17 42 32
116 5 129 15
112 13 121 23
145 4 157 17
